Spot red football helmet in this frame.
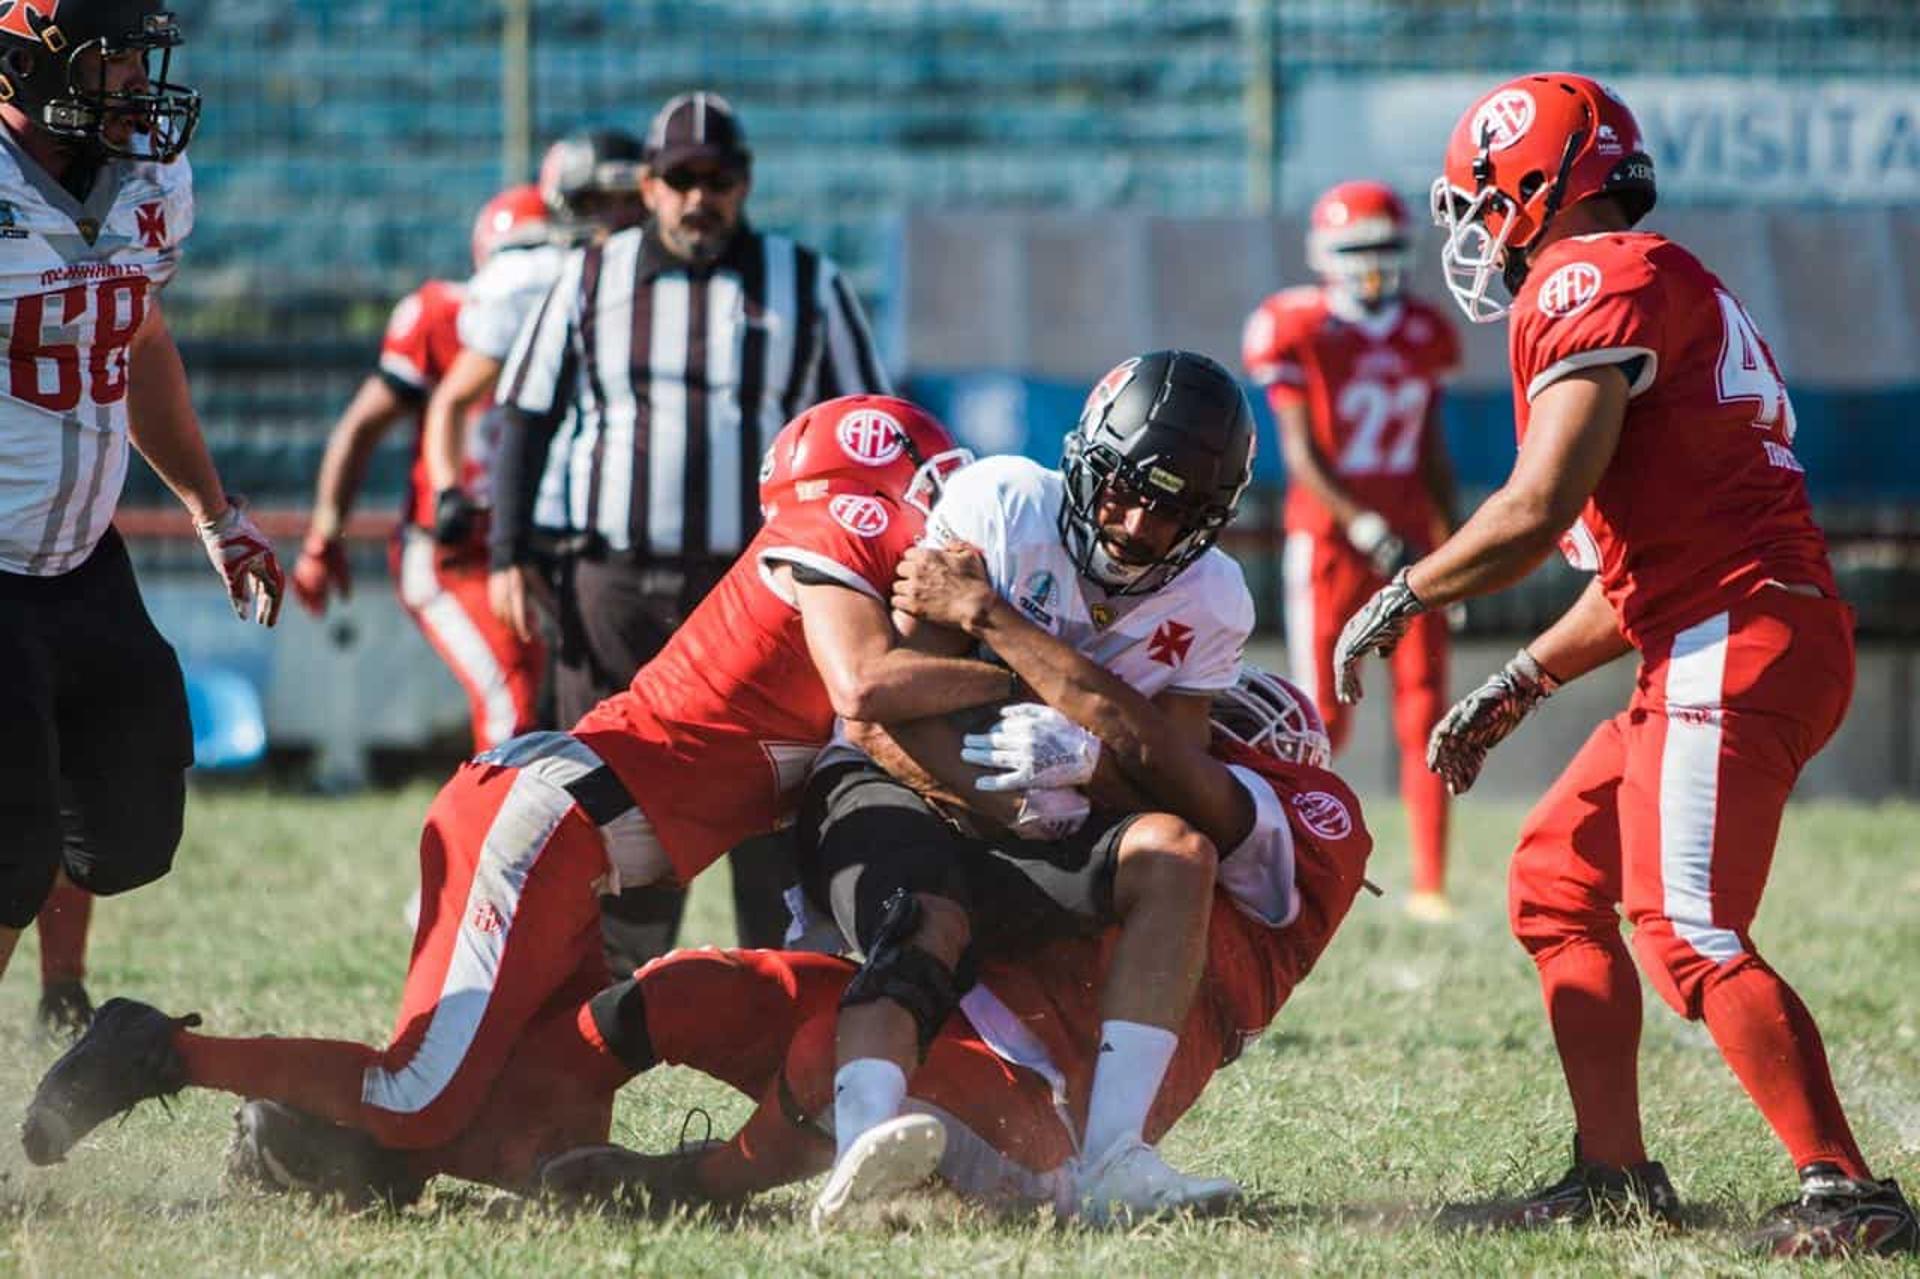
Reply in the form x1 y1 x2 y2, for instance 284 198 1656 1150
758 395 974 521
1431 72 1657 323
1211 665 1331 769
1308 180 1411 313
470 184 551 270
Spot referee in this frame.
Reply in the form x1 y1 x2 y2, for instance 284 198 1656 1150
489 91 890 968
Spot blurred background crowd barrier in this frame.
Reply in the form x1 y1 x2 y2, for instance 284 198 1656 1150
129 1 1920 790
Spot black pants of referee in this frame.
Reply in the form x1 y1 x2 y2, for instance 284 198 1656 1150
0 530 194 932
552 551 795 971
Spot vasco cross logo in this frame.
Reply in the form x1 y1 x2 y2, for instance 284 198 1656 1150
135 201 167 249
1147 619 1194 667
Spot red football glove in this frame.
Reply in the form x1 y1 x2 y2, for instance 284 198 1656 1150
196 496 284 626
290 532 351 617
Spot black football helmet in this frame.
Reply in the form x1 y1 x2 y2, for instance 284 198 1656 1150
1059 349 1254 596
538 128 647 234
0 0 198 162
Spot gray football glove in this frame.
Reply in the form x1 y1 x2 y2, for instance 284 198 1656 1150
1427 648 1562 795
1333 567 1427 704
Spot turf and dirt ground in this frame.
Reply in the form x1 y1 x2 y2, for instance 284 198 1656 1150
1 785 1916 1275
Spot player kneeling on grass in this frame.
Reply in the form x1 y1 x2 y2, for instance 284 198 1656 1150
16 396 1011 1200
534 664 1369 1225
1334 72 1915 1258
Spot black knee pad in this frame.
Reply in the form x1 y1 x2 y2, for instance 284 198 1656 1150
838 889 972 1058
585 976 657 1074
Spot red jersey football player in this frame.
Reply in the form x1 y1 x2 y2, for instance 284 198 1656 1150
529 667 1372 1222
289 184 554 752
1242 180 1462 919
22 397 1005 1188
1334 74 1915 1256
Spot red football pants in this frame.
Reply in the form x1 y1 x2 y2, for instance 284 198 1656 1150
1284 530 1449 892
393 530 544 752
176 743 618 1152
1508 589 1866 1175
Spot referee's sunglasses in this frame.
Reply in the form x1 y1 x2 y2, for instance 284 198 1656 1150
658 165 745 194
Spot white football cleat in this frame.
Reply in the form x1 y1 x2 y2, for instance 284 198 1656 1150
809 1113 946 1231
1075 1137 1242 1226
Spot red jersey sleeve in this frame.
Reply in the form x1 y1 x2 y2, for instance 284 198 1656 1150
1241 290 1318 406
378 288 434 398
756 494 916 605
1512 242 1663 406
378 280 464 400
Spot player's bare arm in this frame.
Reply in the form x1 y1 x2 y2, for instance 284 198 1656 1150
422 348 502 497
1335 366 1627 702
784 568 1010 723
127 300 284 626
893 543 1253 850
125 299 225 525
291 377 412 614
307 377 411 543
1408 366 1627 606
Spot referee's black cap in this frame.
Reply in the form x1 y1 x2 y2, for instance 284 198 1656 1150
645 91 752 173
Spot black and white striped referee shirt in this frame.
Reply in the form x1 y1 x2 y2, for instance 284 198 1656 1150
492 220 888 563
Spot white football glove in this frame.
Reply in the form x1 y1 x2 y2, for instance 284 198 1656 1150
1010 787 1091 842
962 703 1102 793
196 496 284 626
1345 510 1412 580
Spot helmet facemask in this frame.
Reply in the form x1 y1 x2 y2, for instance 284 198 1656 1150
1060 434 1237 597
37 12 199 163
1431 177 1517 325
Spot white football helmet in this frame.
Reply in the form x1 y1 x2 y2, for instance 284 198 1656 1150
1211 665 1332 769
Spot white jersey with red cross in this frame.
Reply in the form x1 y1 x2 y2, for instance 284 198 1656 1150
0 131 194 575
924 454 1253 697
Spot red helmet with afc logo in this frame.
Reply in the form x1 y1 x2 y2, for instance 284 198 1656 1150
1307 180 1411 312
757 395 974 522
470 184 551 270
1210 665 1332 769
1431 72 1656 323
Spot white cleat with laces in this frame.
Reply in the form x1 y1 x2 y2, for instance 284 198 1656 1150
809 1113 947 1231
1074 1137 1242 1226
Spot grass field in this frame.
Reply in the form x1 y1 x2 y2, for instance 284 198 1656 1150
1 783 1916 1275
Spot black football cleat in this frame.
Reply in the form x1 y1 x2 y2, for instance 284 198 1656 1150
225 1100 425 1211
1748 1166 1918 1258
36 979 94 1044
20 997 199 1165
1485 1138 1682 1230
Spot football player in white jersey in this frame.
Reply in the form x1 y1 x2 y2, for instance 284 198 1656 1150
0 1 281 1022
419 129 647 564
794 349 1258 1225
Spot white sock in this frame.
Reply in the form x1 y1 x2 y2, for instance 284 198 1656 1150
832 1058 907 1159
1081 1020 1179 1164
